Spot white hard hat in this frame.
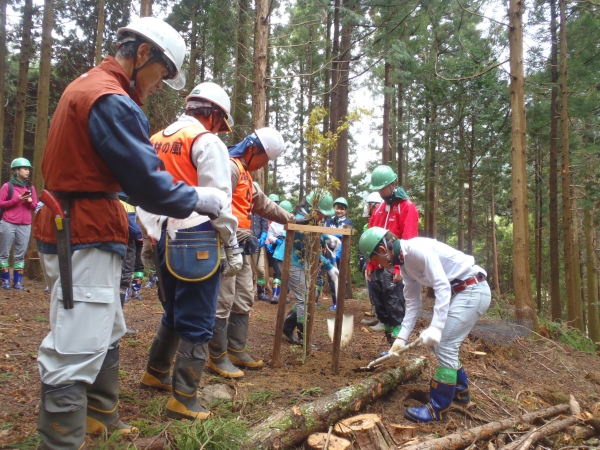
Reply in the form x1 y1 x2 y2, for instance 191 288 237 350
186 82 233 133
117 17 187 90
366 191 382 204
255 127 285 160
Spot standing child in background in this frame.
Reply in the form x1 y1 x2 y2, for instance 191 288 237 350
0 158 38 290
324 197 353 310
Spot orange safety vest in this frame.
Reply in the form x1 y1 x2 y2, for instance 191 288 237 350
231 158 253 229
150 124 209 187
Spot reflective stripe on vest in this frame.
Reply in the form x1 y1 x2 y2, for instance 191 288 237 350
150 124 208 187
231 158 253 229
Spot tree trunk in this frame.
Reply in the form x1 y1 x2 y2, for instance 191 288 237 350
535 143 543 311
397 82 404 185
251 0 269 187
298 62 305 200
401 403 570 450
467 114 475 254
12 0 34 159
323 11 331 137
243 358 428 450
328 0 340 177
584 208 600 364
548 0 561 321
32 0 53 195
187 2 199 92
491 184 501 295
508 0 538 331
333 0 351 199
0 0 8 183
458 196 465 253
232 0 249 142
306 49 314 191
140 0 152 16
425 106 437 238
94 0 105 65
382 62 391 164
560 0 583 332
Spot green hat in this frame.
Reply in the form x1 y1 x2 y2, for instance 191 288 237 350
333 197 348 209
280 200 293 213
358 226 388 257
369 165 397 190
268 193 280 203
11 158 32 170
306 190 335 216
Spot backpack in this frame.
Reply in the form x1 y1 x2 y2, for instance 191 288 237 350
0 183 15 221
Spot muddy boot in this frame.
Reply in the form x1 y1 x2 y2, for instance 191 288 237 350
145 271 157 289
85 346 136 435
361 317 379 326
257 284 270 302
227 312 263 369
207 318 244 378
166 340 211 421
0 264 10 290
270 279 281 304
453 365 470 405
38 382 87 450
140 324 180 391
13 265 24 290
283 308 300 344
405 368 456 423
131 272 144 300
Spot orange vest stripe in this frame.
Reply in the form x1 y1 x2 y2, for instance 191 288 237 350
231 158 253 229
150 124 208 187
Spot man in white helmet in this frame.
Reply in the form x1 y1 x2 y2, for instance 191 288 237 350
206 128 295 379
33 17 224 449
139 81 243 421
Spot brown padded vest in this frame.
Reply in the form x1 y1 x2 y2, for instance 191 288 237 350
34 57 136 246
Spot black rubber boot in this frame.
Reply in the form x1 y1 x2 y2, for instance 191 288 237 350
166 340 211 421
140 323 180 391
227 312 263 369
38 382 87 449
283 309 300 344
120 293 136 335
207 318 244 378
85 346 136 435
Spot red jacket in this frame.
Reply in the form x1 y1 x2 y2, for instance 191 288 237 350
366 199 419 272
34 57 132 246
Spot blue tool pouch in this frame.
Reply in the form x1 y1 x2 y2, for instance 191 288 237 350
166 230 221 282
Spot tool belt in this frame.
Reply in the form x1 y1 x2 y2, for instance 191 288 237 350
450 273 486 296
51 191 119 201
166 230 221 282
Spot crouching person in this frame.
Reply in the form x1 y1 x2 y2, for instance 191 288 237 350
359 227 491 423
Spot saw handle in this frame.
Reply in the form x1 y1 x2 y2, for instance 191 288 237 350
367 337 423 369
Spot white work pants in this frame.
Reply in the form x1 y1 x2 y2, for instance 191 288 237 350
37 248 126 385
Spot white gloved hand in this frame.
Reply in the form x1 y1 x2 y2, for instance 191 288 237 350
420 326 443 347
390 338 406 353
328 266 339 279
222 246 243 277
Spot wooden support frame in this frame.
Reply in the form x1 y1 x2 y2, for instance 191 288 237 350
271 223 354 374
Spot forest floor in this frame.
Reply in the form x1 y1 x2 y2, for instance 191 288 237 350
1 277 600 449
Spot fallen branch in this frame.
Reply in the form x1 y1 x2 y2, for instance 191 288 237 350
242 358 428 450
401 403 570 450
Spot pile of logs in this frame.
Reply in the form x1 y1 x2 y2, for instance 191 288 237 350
304 395 599 450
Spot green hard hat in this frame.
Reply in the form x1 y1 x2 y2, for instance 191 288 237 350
11 158 32 170
268 193 280 203
333 197 348 209
280 200 293 213
369 165 397 190
306 190 335 216
359 226 388 257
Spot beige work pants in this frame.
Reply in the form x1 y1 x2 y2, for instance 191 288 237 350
216 255 254 319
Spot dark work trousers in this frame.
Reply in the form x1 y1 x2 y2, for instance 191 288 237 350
369 268 405 327
157 232 221 344
120 238 144 291
267 251 282 279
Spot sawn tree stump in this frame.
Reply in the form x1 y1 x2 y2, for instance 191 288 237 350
306 433 352 450
334 414 392 449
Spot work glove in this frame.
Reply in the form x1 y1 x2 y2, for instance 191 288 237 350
259 231 268 248
194 194 223 220
223 245 244 277
389 338 406 354
266 243 274 253
420 326 443 347
328 266 339 279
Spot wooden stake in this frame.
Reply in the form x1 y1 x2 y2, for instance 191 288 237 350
271 230 296 367
305 233 321 357
332 226 352 374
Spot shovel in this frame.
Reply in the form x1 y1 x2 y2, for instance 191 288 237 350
354 337 423 372
327 314 354 349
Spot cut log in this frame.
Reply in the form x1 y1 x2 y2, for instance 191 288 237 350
389 424 417 444
400 403 570 450
334 414 391 449
305 433 352 450
243 357 428 450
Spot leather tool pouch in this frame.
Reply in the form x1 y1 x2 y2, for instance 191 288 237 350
166 230 221 281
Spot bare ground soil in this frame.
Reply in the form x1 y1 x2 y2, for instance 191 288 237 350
1 278 600 449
